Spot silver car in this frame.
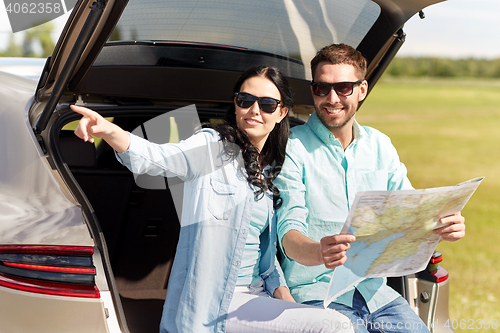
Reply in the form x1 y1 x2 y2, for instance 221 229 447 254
0 0 454 332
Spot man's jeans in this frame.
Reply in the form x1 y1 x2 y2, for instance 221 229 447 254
305 289 430 333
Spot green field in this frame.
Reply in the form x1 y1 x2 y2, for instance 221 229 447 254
357 77 500 332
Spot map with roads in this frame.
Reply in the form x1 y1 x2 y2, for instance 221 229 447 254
325 177 483 307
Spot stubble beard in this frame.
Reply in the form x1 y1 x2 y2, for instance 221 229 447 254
316 102 357 132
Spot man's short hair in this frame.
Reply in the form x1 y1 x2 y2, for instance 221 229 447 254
310 43 367 81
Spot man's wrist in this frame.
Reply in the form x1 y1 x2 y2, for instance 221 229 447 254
315 242 324 266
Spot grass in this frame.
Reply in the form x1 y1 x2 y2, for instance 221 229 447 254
357 77 500 332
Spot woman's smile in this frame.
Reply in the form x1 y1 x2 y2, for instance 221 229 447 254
245 118 263 125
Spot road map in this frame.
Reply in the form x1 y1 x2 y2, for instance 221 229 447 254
325 177 484 307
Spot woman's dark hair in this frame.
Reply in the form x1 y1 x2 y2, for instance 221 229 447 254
215 66 291 208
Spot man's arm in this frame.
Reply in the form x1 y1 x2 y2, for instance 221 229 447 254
282 230 355 269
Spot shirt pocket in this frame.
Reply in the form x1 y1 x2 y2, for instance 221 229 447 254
359 170 388 191
208 176 237 220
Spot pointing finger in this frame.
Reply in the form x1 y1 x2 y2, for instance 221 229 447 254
70 105 98 120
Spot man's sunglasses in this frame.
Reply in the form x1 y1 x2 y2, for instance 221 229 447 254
234 92 281 113
311 80 364 97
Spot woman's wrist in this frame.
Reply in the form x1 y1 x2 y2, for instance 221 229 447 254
106 125 131 153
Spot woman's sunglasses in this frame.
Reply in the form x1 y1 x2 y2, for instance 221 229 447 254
311 80 364 97
234 92 281 113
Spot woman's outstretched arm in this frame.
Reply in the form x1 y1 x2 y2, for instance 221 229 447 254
71 105 130 153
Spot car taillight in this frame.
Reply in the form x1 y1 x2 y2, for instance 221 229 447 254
416 251 449 283
429 266 449 283
0 245 99 298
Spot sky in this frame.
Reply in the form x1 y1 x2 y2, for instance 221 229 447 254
397 0 500 59
0 0 499 59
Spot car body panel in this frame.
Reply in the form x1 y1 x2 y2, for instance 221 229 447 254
0 71 92 246
0 286 109 333
0 71 112 331
408 277 454 333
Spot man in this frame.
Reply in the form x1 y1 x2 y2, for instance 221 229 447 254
274 44 465 333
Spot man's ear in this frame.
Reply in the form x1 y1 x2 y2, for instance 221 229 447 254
358 80 368 102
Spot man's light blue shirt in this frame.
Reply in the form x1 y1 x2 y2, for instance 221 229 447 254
275 111 413 312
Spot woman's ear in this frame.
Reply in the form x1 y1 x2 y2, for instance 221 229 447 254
277 106 289 123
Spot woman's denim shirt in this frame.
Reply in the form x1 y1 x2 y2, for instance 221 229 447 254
116 128 287 333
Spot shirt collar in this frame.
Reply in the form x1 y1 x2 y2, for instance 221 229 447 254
307 111 364 145
352 119 363 141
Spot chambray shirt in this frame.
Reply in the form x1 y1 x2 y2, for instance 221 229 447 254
116 129 287 333
275 111 413 312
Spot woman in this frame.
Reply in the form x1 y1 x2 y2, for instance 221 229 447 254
72 66 352 333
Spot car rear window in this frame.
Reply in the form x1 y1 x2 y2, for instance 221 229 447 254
110 0 380 80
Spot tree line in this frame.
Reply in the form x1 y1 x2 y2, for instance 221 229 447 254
0 22 55 58
386 57 500 78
